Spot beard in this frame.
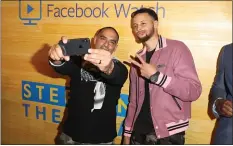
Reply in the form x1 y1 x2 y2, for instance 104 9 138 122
137 28 154 43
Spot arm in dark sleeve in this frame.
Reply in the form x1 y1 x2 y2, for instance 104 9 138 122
100 59 128 86
210 47 226 100
209 47 226 118
49 56 81 76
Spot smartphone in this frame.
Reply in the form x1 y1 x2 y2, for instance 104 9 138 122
58 38 91 56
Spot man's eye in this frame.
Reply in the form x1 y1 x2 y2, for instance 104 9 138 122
110 41 116 45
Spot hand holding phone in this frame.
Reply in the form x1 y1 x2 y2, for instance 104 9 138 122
58 38 91 56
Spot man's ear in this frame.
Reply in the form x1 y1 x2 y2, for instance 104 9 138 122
91 37 96 48
153 20 158 29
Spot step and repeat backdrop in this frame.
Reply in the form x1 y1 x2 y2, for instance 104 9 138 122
1 0 232 144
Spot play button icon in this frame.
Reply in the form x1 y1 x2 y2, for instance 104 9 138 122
27 4 34 14
19 0 42 25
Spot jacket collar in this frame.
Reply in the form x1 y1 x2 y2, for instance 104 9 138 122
137 35 167 54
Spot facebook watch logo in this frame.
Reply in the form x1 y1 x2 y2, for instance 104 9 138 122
19 0 42 25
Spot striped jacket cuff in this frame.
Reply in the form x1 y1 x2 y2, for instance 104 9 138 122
124 126 132 137
155 72 172 88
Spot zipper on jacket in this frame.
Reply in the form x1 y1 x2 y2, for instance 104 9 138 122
172 96 182 110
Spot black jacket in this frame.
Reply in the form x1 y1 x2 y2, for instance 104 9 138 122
50 56 128 143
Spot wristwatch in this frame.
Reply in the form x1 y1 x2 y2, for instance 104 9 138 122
149 71 160 83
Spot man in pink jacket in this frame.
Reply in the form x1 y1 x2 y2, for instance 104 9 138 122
123 8 202 144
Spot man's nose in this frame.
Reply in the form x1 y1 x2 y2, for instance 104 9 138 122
137 25 143 32
103 41 110 47
134 24 142 31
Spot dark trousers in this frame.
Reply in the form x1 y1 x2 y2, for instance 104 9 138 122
130 131 185 145
57 132 113 145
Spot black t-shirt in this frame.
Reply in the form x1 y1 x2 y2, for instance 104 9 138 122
51 56 128 143
133 49 155 135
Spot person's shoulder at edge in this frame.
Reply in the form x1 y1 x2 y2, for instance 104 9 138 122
112 57 126 66
223 43 232 50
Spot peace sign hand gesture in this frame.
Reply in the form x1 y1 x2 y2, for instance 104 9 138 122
129 52 157 79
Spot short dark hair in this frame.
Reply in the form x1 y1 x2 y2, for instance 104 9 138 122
95 27 119 42
131 8 158 21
